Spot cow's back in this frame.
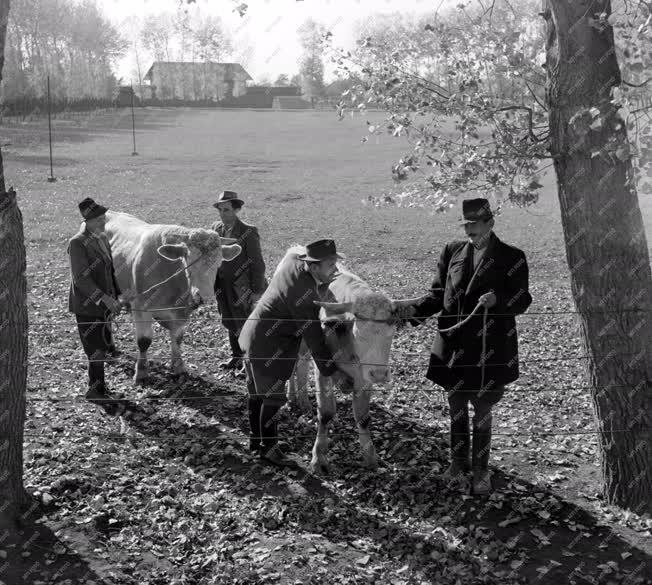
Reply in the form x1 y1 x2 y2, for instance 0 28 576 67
106 212 151 296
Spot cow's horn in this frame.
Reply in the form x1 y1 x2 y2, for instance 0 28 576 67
314 300 354 313
220 237 239 245
391 295 428 308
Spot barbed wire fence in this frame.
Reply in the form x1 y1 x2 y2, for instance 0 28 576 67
21 307 650 441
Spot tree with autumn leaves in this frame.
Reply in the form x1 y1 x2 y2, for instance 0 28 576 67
332 0 651 512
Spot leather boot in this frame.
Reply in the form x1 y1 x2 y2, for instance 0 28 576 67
471 422 493 495
248 397 263 453
259 403 295 467
445 407 471 480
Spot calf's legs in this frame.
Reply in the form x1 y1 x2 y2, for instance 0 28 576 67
287 342 312 414
134 310 153 384
310 373 336 474
353 385 378 469
168 322 188 376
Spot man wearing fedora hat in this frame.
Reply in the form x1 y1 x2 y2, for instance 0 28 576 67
406 198 532 494
68 197 123 402
210 190 267 373
239 239 355 466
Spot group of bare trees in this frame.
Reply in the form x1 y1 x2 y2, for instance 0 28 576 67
348 4 543 104
125 9 239 94
2 0 123 102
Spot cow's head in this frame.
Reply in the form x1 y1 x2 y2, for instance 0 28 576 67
316 293 422 386
158 230 241 306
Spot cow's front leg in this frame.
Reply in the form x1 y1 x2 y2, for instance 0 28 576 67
168 322 188 377
353 385 378 469
310 367 336 474
134 310 153 384
287 343 312 414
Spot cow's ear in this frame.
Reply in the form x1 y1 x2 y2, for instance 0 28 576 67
157 243 188 261
221 244 242 262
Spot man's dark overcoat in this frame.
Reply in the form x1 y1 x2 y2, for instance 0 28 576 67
211 218 267 335
68 227 121 316
412 232 532 390
238 252 338 381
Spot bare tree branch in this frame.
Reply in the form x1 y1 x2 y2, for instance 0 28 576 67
524 79 548 111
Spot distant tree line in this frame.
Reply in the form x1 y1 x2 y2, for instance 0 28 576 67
0 96 116 119
2 0 124 103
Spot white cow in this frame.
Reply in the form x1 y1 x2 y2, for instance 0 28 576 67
105 211 241 382
286 248 422 474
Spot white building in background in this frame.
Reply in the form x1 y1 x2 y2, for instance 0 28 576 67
143 62 252 101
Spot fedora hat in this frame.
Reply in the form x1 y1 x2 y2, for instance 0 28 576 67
78 197 108 221
459 198 494 225
299 239 345 262
212 190 244 208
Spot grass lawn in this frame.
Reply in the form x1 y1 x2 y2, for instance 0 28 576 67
1 107 651 585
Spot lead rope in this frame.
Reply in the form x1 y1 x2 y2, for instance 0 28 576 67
432 301 488 408
130 252 208 300
480 305 488 393
111 251 212 339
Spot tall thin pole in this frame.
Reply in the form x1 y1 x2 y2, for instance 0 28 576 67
47 75 56 182
131 82 138 156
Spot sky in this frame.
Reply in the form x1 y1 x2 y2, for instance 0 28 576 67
96 0 449 83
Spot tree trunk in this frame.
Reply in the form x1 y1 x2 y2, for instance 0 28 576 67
0 0 28 529
544 0 652 513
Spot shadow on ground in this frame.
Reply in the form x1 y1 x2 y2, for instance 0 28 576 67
92 359 652 585
1 498 115 585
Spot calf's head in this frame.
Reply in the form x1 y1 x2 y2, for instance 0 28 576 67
317 293 420 385
158 231 241 306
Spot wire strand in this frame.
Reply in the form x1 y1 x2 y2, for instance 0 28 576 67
25 351 641 367
24 306 652 327
21 427 637 442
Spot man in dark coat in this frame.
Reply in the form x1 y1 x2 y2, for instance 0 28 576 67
239 239 355 466
211 190 267 372
68 197 122 401
408 198 532 494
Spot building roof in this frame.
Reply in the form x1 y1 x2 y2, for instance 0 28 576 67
144 62 252 81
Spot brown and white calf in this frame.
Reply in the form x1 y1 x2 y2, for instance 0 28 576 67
287 251 421 474
105 211 241 382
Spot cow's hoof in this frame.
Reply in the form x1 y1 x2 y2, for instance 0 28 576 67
172 366 188 377
172 371 189 384
361 456 379 470
134 374 150 386
309 458 331 475
290 399 312 416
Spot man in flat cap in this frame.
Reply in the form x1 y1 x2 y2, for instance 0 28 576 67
210 190 267 374
239 239 355 466
406 198 532 494
68 197 122 402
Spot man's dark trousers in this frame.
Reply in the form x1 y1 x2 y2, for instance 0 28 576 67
244 360 288 453
76 313 113 393
229 331 244 359
447 384 505 471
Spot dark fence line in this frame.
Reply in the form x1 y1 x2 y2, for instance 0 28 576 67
0 95 384 118
0 96 117 119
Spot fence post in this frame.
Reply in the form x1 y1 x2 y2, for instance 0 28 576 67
47 76 56 183
131 82 138 156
